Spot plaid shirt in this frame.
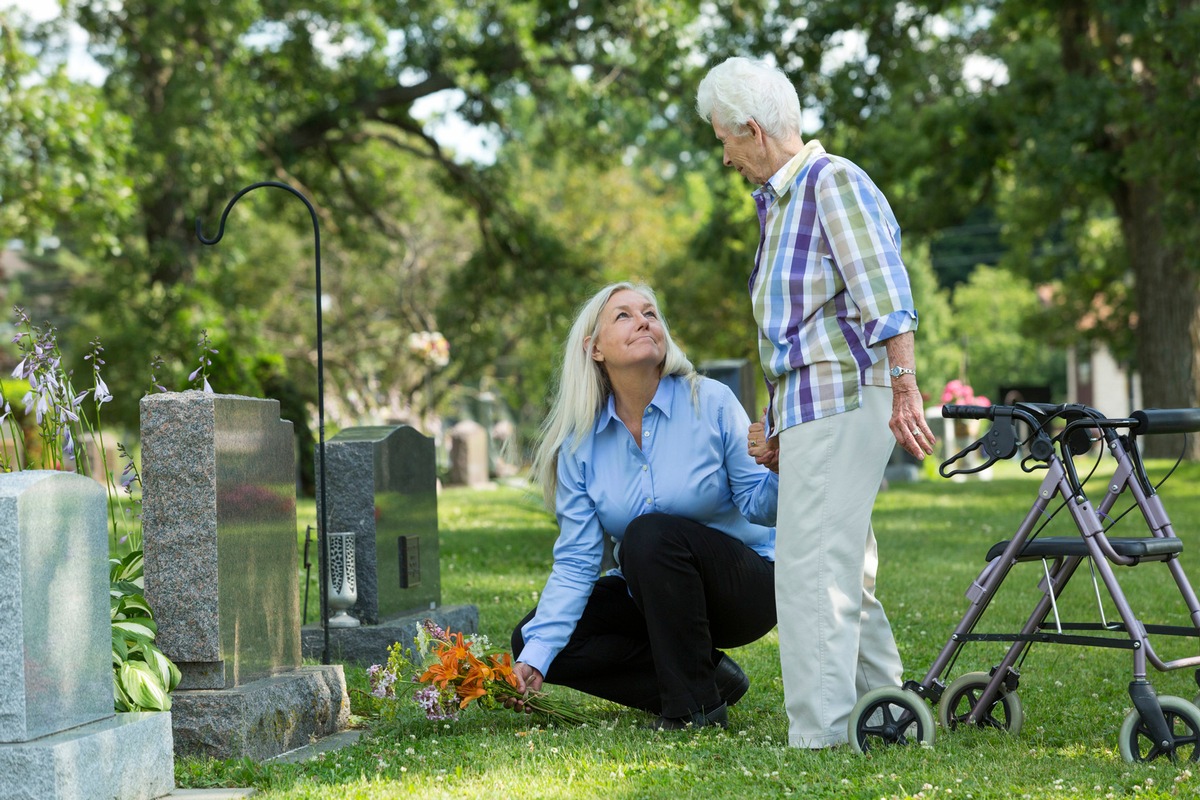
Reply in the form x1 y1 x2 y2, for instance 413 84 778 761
750 140 917 436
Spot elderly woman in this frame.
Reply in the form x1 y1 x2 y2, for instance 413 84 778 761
510 282 778 729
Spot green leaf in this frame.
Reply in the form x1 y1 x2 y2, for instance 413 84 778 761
112 618 157 643
117 661 172 712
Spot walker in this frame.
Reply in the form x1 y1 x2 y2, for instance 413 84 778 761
847 402 1200 762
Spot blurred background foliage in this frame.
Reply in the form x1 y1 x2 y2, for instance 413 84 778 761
1 0 1196 471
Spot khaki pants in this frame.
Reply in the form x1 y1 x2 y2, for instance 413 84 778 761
776 386 904 747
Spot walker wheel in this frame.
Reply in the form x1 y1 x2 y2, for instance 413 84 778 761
937 671 1024 734
1118 695 1200 763
848 686 936 754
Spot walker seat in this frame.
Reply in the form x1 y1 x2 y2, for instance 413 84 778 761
985 536 1183 563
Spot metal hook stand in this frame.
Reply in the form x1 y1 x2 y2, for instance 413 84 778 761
196 181 332 665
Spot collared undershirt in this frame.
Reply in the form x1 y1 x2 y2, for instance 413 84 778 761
516 374 778 676
750 139 917 436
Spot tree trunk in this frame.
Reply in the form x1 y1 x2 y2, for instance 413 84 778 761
1119 180 1200 459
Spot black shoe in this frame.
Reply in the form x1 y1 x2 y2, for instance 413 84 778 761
715 653 750 707
648 703 729 731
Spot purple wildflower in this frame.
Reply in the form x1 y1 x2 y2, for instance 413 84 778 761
412 685 459 721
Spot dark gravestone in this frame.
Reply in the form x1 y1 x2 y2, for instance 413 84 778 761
317 425 441 624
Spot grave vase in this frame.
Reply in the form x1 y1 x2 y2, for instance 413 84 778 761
326 531 360 628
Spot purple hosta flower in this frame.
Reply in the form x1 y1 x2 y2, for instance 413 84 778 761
120 461 138 490
413 685 459 721
33 393 49 425
149 355 168 393
10 358 26 379
62 429 74 460
93 376 112 405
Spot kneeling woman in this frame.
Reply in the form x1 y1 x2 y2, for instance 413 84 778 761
511 282 778 729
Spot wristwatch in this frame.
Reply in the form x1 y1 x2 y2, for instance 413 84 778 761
889 365 916 378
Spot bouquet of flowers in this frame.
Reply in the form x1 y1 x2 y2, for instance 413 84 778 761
407 331 450 368
368 620 595 725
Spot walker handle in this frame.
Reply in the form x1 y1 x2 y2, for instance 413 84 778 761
942 404 994 421
1130 408 1200 435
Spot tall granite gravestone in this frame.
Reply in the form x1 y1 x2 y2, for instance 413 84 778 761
302 425 478 666
141 391 349 760
0 471 173 800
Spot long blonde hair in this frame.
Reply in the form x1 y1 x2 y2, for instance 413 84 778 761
531 282 700 510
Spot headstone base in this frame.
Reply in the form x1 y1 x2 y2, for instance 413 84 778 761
300 604 479 666
0 712 174 800
169 665 349 761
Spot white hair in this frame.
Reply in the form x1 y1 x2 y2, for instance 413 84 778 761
531 282 700 511
696 56 803 140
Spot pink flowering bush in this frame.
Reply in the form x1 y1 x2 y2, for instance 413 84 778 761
940 379 991 408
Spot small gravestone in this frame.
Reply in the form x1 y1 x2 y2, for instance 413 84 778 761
141 391 349 760
316 426 440 623
302 425 478 666
0 471 173 800
447 419 489 487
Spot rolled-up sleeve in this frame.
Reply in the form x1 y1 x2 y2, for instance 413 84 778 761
818 166 918 347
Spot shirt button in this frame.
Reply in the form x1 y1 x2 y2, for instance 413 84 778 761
642 465 648 471
645 497 651 504
643 431 650 438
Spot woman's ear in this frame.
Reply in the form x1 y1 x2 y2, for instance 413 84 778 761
584 336 605 363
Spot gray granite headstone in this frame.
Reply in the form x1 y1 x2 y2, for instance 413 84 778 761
0 471 175 800
317 425 440 624
447 419 489 487
141 391 301 690
0 471 110 743
140 391 348 761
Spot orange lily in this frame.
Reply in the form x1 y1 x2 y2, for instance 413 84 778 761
456 673 489 708
419 655 460 688
490 652 519 689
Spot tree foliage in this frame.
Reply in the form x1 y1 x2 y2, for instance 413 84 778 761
1 0 1196 466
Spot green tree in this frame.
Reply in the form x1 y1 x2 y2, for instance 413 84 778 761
762 2 1198 454
950 264 1066 405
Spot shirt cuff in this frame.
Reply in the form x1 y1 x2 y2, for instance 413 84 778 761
863 310 918 347
515 640 556 677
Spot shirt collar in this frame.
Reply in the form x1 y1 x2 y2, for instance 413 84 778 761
752 139 827 204
594 374 677 434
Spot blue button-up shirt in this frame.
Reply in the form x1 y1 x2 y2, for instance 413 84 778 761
516 375 778 675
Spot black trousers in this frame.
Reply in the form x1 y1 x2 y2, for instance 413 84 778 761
512 512 777 718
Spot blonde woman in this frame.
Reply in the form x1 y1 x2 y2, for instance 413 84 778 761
510 282 778 729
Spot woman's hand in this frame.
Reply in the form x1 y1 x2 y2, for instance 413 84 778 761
504 662 544 714
748 418 780 473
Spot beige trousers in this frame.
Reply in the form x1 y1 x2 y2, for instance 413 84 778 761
776 386 904 748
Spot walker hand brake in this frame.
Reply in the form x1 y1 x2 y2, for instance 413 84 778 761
939 439 995 477
938 409 1018 478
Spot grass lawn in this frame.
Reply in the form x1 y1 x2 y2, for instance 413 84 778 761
177 456 1200 799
